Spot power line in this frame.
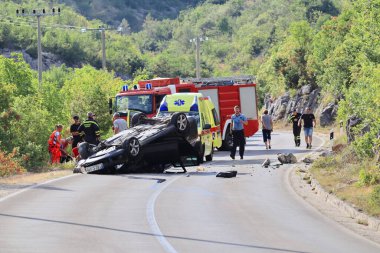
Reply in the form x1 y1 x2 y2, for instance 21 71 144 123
15 7 61 88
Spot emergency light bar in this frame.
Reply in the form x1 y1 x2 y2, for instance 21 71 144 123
122 85 128 91
145 83 152 89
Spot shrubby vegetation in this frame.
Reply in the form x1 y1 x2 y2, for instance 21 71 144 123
0 54 123 174
0 0 379 194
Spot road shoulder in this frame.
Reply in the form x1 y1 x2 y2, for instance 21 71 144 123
288 133 380 245
0 170 73 199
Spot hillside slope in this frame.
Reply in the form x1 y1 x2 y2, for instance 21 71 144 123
61 0 204 31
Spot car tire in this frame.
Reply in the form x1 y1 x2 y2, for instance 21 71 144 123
170 113 189 133
131 112 146 127
78 142 91 159
205 145 213 161
123 137 140 158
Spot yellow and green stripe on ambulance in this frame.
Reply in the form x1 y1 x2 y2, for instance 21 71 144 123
157 93 222 162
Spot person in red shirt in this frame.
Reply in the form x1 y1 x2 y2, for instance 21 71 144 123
60 137 73 163
48 124 63 164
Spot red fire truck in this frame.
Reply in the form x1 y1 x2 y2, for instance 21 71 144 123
188 77 259 149
109 77 196 119
109 76 259 149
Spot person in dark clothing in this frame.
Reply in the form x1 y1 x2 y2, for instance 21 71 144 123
230 105 248 160
78 112 101 145
288 109 302 147
298 107 316 149
70 115 82 149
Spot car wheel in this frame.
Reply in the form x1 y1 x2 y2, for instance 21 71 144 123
171 113 189 133
205 145 213 161
131 112 146 127
124 137 140 158
78 142 91 159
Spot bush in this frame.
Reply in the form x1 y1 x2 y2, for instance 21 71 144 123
357 167 380 187
20 142 49 171
0 149 26 177
369 186 380 208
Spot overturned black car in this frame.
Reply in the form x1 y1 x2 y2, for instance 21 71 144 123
74 113 202 174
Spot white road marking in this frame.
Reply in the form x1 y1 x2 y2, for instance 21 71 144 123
0 174 77 202
146 175 182 253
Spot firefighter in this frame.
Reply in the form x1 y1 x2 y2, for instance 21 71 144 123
78 112 101 145
48 124 63 164
288 109 302 147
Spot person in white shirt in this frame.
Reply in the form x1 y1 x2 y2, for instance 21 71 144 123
113 113 128 134
261 109 273 150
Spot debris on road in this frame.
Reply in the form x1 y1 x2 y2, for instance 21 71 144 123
216 170 237 178
277 153 297 164
262 158 271 168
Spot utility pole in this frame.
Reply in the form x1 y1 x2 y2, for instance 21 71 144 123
16 7 61 88
37 15 42 84
81 26 109 70
101 28 106 70
190 36 208 79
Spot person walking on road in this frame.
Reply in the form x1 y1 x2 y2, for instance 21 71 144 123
48 124 63 164
113 112 128 134
261 109 273 150
230 105 248 160
78 112 101 145
70 115 81 149
298 107 316 149
288 109 302 147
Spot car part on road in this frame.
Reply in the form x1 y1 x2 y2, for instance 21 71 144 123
216 170 237 178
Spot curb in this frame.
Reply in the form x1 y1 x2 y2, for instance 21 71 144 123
288 133 380 244
309 177 380 231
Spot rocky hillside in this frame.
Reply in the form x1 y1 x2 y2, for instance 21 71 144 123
265 86 338 127
60 0 204 31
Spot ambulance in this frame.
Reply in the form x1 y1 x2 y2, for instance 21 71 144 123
157 93 222 162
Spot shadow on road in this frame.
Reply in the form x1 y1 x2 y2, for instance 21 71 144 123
0 213 311 253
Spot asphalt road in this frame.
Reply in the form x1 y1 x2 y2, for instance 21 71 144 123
1 132 379 253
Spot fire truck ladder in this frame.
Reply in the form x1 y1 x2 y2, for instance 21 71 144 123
183 76 256 87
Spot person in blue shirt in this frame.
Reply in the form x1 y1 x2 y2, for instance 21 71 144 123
230 105 248 160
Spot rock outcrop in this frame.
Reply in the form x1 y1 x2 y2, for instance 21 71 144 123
265 85 337 126
1 48 63 71
319 102 338 127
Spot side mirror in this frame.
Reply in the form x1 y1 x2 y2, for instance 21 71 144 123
203 124 211 130
108 98 113 115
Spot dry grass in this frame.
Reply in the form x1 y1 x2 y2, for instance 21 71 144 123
310 144 380 217
0 167 73 185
